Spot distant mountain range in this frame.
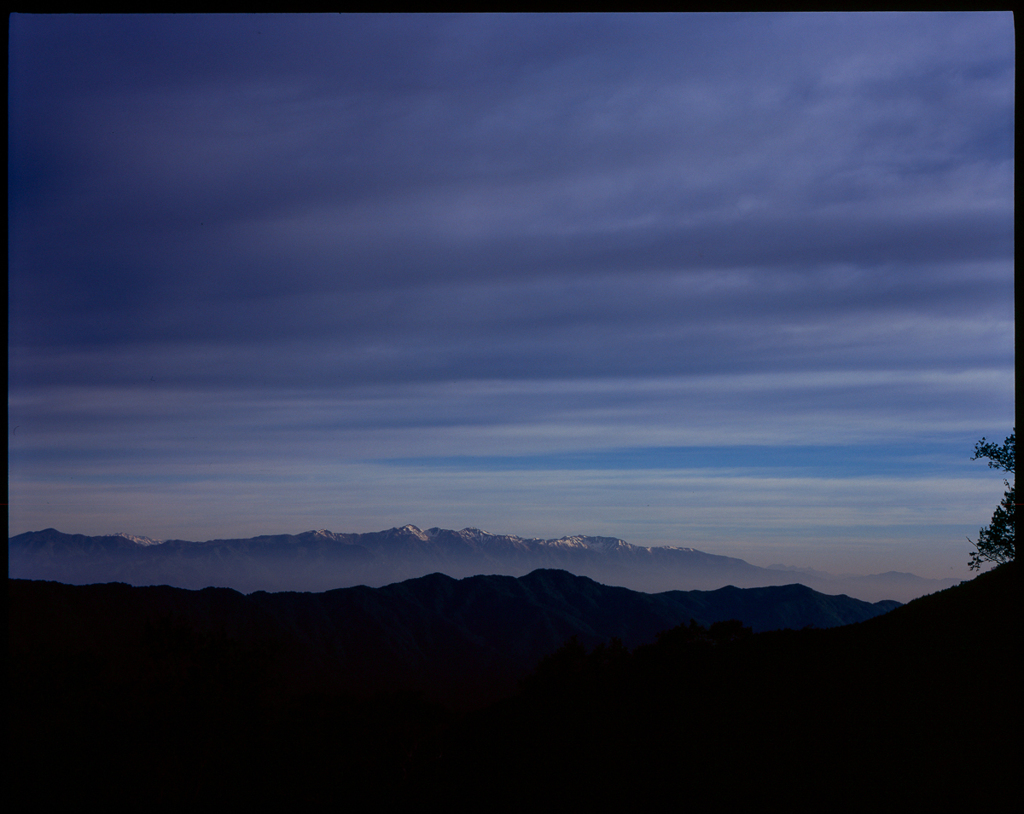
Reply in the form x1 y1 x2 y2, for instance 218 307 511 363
8 524 959 602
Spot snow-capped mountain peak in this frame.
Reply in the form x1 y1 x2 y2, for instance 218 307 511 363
545 535 634 553
393 524 432 540
114 533 164 546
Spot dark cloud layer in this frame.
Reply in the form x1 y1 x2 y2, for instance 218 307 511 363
8 14 1014 577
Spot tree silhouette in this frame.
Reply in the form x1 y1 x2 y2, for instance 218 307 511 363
968 429 1015 570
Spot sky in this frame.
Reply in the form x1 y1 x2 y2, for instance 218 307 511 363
8 13 1014 579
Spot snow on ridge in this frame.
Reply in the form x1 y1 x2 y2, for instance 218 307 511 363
114 533 164 546
310 529 347 540
544 536 591 549
108 525 675 554
541 535 634 552
395 524 431 540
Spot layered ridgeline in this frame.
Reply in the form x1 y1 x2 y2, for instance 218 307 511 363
9 568 898 708
8 524 957 602
417 562 1017 812
9 562 1015 812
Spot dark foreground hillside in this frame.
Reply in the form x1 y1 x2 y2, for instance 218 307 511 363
416 562 1017 813
7 568 895 710
8 564 1016 811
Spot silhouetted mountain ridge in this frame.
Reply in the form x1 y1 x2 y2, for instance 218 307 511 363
418 562 1017 812
8 568 896 708
8 563 1014 812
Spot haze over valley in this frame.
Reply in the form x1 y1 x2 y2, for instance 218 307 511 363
10 524 959 603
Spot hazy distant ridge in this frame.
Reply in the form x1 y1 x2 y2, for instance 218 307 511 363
8 524 958 602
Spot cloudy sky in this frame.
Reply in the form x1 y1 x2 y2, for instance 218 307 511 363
9 13 1014 578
